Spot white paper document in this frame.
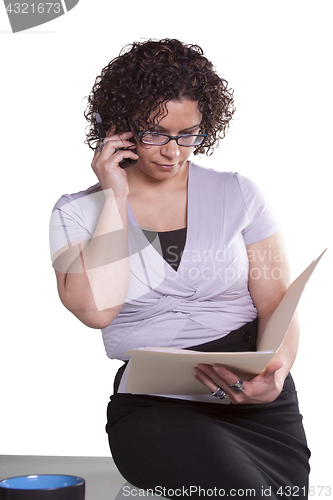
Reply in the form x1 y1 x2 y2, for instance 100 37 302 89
126 250 326 395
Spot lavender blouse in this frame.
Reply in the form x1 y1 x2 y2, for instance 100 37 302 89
50 162 280 362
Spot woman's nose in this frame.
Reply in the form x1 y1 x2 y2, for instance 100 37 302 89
160 139 181 158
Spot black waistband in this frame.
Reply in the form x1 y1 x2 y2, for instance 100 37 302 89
113 318 258 394
185 317 258 353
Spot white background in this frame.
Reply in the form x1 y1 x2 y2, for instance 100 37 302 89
1 0 332 492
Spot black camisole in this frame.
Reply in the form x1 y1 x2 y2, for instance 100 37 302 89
142 227 187 272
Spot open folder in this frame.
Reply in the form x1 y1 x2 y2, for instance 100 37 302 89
126 250 326 395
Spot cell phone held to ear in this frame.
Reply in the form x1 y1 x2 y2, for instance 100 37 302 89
116 138 137 168
96 113 137 169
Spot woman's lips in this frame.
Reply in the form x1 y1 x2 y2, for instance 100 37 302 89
155 163 177 170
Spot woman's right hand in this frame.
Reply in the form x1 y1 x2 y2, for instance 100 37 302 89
91 131 138 197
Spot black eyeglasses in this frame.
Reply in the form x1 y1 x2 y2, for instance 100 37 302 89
137 131 207 147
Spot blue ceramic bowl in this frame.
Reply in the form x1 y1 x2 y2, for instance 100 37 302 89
0 475 85 499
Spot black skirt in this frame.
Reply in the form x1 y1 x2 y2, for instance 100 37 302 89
106 320 310 499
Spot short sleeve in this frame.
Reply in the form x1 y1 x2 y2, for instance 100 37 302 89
49 196 91 259
236 173 281 245
49 184 104 259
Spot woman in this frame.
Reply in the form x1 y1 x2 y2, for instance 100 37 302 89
50 39 310 498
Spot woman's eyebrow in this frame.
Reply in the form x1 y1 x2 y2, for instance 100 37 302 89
155 124 201 133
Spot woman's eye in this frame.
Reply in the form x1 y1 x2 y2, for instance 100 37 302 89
142 133 165 143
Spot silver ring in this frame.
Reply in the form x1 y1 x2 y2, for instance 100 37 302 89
96 141 104 152
211 387 227 399
230 378 244 392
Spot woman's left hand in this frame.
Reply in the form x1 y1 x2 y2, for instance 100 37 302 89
194 360 285 404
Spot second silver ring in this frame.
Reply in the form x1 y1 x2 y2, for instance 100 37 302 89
211 387 227 400
230 378 245 392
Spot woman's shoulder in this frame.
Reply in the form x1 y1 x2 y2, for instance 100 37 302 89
189 162 273 212
189 161 241 178
52 182 102 211
189 161 251 190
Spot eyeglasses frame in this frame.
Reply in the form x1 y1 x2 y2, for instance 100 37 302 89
137 131 207 147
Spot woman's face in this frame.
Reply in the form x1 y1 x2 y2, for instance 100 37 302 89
132 99 202 183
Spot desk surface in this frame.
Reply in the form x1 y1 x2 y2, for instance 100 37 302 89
0 455 128 500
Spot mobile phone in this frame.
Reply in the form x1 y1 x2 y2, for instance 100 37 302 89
96 113 137 168
116 137 137 168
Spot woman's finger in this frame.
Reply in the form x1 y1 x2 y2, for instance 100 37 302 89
195 361 285 404
92 149 138 172
194 364 236 398
97 137 135 154
94 130 134 153
211 365 248 391
194 366 219 393
197 363 240 389
92 139 136 169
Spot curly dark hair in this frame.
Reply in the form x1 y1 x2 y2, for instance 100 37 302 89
84 39 235 155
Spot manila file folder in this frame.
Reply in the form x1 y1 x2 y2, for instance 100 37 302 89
126 250 326 395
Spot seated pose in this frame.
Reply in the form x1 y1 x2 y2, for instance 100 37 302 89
50 39 310 498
